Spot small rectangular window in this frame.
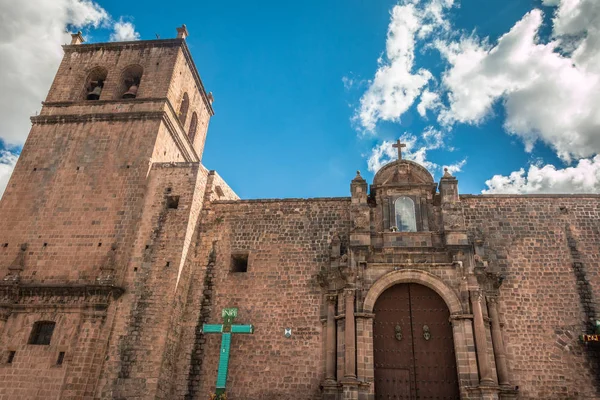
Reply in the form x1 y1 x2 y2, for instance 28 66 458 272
166 195 180 209
57 351 65 365
28 321 56 345
231 253 248 273
6 351 15 364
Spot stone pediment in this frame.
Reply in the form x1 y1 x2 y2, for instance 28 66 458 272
372 160 434 187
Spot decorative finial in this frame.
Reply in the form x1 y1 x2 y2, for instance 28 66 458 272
176 24 189 39
70 31 84 45
352 170 365 182
443 167 453 178
392 139 407 160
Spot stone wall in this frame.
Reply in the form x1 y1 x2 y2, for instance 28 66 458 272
178 198 351 400
462 195 600 399
0 118 161 284
92 163 206 399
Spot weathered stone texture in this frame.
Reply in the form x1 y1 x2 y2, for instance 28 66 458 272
462 195 600 399
0 118 161 283
179 198 351 400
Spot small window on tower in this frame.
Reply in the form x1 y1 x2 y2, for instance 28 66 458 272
231 253 248 273
166 195 180 209
179 92 190 126
28 321 56 345
188 112 198 143
6 350 15 364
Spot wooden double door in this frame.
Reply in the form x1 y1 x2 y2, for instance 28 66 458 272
373 283 459 399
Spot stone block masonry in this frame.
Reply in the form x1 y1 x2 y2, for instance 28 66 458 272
462 195 600 399
176 198 352 400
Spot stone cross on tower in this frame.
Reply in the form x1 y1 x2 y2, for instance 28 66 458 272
392 139 407 160
203 308 254 398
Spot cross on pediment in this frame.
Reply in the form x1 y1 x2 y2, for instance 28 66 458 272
392 139 406 160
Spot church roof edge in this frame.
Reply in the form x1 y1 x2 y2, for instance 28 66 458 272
460 194 600 198
212 197 352 204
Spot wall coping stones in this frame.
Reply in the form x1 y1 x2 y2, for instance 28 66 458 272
460 194 600 198
212 197 352 204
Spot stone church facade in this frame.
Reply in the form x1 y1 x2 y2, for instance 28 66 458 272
0 28 599 400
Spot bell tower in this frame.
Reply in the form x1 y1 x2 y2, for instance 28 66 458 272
1 25 214 283
0 26 230 399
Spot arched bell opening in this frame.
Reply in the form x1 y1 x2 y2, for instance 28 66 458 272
116 64 144 99
83 67 108 101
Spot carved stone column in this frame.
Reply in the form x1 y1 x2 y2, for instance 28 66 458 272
471 290 494 386
487 296 510 386
326 294 337 381
344 288 357 379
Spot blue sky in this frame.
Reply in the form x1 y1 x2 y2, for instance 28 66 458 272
1 0 600 199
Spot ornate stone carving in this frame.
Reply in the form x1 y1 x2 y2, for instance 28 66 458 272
326 294 337 304
316 269 330 288
351 208 369 230
0 283 125 312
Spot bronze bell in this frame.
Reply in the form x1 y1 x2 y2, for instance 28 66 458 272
86 83 103 100
122 84 138 99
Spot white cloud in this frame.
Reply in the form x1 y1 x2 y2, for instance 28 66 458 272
443 158 466 175
542 0 560 6
436 5 600 162
0 150 19 198
421 125 444 150
417 89 441 118
483 156 600 194
0 0 138 148
110 18 140 42
552 0 600 70
354 0 455 133
367 140 398 173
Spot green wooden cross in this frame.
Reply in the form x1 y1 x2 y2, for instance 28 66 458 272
203 307 254 397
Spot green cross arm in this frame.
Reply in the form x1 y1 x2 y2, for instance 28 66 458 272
231 324 253 333
203 324 223 333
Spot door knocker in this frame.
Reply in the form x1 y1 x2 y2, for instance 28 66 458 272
394 324 402 341
423 325 431 341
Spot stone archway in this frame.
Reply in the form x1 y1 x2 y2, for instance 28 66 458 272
359 270 479 399
364 270 463 315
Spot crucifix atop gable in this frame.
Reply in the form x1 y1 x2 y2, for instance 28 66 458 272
392 139 407 160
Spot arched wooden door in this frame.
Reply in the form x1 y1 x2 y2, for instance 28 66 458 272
373 283 459 399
